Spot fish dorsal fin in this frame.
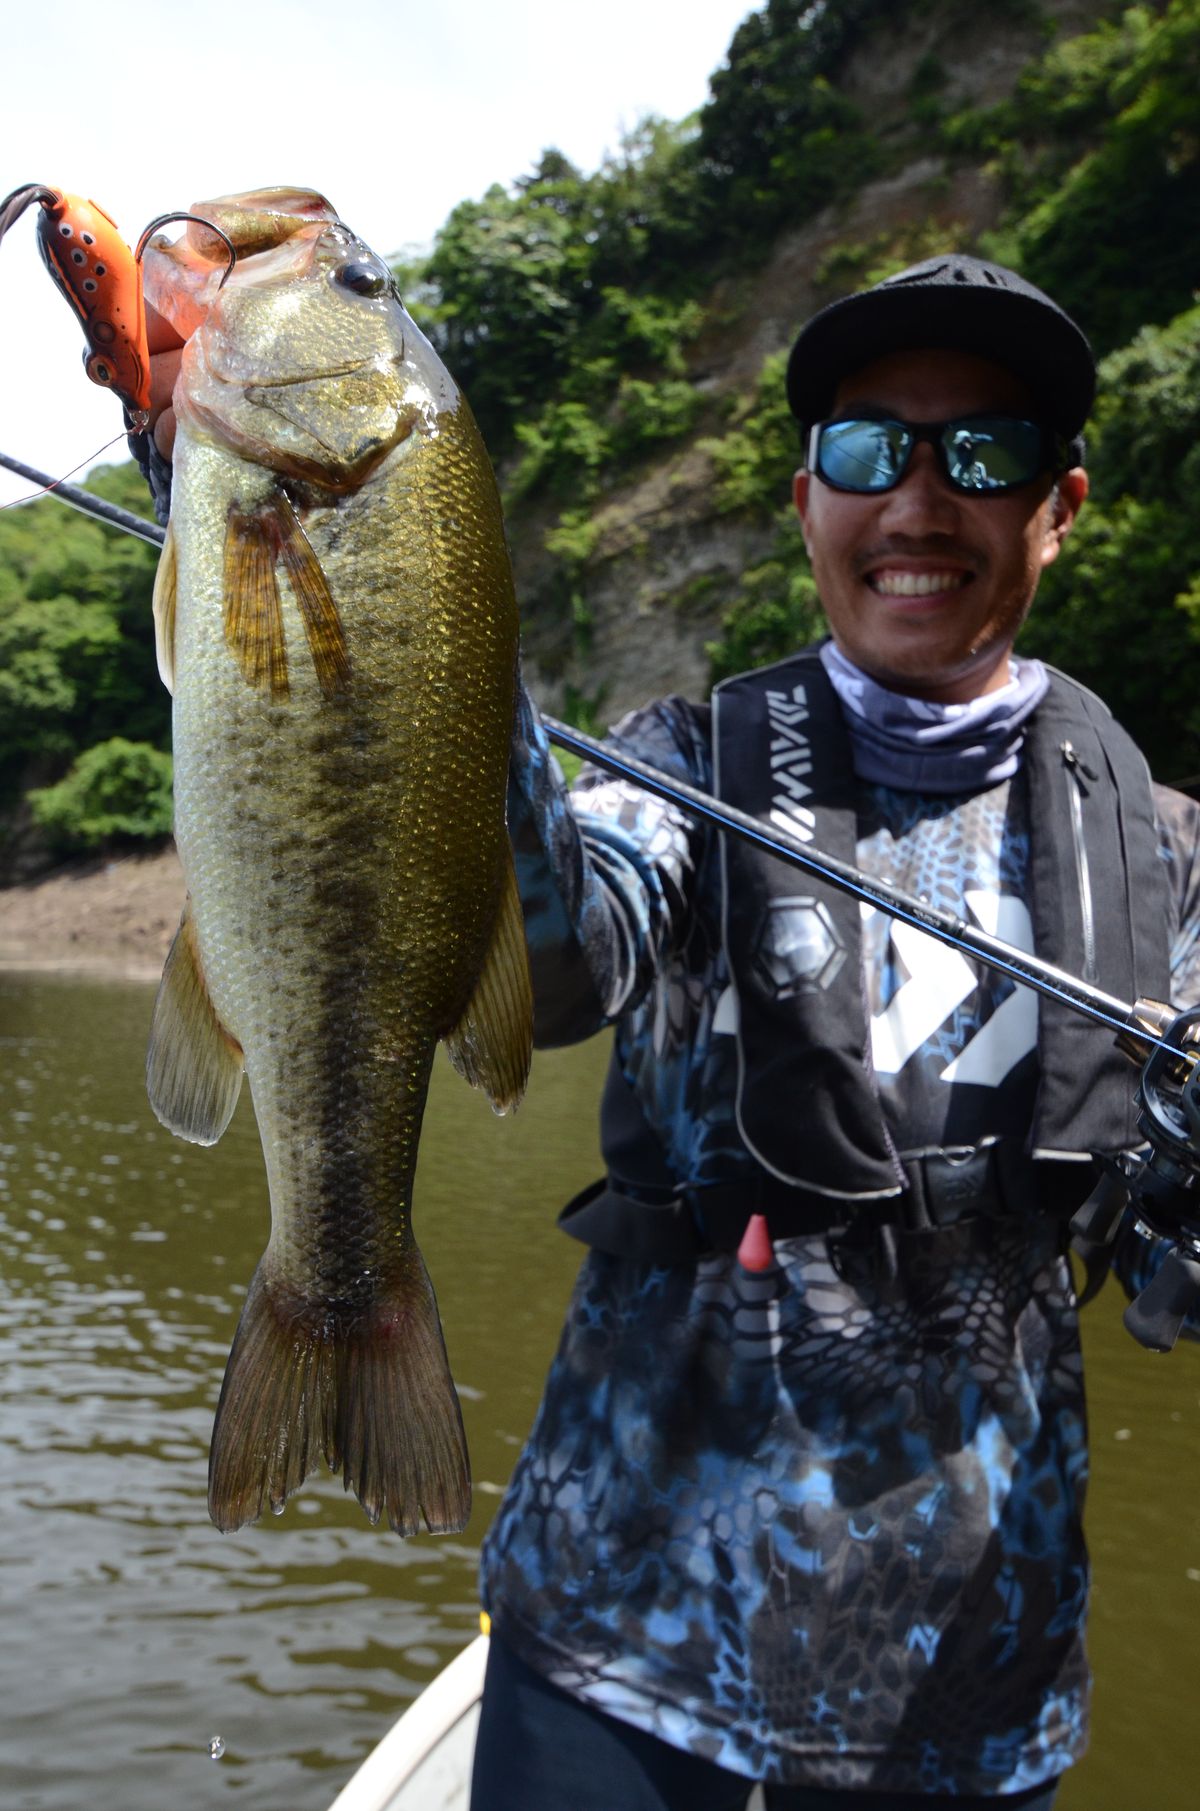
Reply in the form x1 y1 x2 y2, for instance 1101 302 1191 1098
443 846 533 1114
152 518 178 694
147 899 245 1145
223 492 350 701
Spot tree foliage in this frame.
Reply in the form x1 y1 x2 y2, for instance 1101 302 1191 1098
5 0 1200 866
0 464 164 815
957 0 1200 355
29 737 173 850
1018 303 1200 781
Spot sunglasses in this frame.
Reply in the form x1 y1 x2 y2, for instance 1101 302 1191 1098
807 414 1070 496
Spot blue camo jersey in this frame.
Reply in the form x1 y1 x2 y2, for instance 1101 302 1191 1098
480 688 1200 1795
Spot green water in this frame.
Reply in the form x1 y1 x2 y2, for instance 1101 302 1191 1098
1 973 1197 1808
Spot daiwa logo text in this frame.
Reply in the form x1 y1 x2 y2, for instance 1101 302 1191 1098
767 684 816 843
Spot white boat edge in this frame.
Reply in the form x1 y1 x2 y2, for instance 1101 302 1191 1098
327 1633 489 1811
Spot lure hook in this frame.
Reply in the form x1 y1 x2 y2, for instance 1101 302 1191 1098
134 212 237 287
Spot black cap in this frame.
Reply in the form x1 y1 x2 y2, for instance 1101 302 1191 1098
786 253 1095 441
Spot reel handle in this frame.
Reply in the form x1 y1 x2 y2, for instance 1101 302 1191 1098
1122 1247 1200 1352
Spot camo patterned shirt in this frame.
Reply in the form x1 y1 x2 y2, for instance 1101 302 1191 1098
480 685 1200 1796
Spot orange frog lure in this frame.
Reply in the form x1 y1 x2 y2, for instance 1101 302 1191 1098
0 183 153 427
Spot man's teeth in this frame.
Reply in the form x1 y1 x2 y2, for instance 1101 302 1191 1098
871 571 969 597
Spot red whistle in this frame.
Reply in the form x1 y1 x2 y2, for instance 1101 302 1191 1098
737 1213 775 1273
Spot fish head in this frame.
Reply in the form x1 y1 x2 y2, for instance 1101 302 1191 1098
143 188 457 490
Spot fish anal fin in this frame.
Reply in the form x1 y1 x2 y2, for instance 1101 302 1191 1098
146 901 244 1145
152 517 178 694
208 1250 470 1538
223 500 289 699
275 492 352 699
443 847 533 1115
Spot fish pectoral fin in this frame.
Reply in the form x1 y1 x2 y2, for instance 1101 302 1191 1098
274 491 352 699
223 492 350 701
443 846 533 1115
146 901 244 1145
152 517 178 694
208 1251 471 1538
223 500 290 699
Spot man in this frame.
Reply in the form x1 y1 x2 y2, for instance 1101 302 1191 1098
462 257 1200 1809
139 254 1200 1807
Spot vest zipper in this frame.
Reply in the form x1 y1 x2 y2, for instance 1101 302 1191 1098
1061 740 1098 982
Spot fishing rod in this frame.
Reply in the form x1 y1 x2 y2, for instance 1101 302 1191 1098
543 713 1179 1058
0 449 166 547
13 444 1200 1344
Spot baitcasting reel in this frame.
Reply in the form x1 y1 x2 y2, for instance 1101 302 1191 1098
1072 1001 1200 1351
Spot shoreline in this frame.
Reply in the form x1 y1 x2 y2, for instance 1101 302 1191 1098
0 845 183 986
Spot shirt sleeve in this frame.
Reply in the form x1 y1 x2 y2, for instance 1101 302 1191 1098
507 681 707 1047
1107 784 1200 1323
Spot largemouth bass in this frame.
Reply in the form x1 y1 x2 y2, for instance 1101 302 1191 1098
143 188 532 1537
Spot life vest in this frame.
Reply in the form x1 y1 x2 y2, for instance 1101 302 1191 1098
710 648 1170 1196
561 651 1170 1261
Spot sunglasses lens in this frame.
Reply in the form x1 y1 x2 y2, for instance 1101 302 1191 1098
817 419 912 492
942 417 1044 491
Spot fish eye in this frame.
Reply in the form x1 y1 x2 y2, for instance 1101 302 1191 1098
335 260 388 296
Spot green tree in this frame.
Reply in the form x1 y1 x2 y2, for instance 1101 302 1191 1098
422 159 594 449
0 465 164 782
29 738 174 850
971 1 1200 354
1018 304 1200 781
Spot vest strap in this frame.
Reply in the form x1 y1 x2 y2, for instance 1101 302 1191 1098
559 1141 1092 1264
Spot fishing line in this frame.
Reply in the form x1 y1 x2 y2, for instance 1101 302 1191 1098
0 431 135 512
0 449 168 546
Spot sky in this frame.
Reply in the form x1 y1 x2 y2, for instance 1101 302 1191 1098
0 0 756 508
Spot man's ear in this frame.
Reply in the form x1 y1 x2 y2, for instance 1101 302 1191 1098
1041 467 1088 570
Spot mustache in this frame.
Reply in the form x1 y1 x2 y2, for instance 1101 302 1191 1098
855 538 985 576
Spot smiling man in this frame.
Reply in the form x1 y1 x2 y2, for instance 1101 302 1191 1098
793 349 1085 703
469 256 1200 1811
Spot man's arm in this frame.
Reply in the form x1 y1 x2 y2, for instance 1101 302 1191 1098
508 685 706 1047
1108 783 1200 1322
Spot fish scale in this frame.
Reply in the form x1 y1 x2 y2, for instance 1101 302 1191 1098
144 188 532 1537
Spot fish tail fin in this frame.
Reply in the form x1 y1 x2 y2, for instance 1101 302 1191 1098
208 1251 470 1538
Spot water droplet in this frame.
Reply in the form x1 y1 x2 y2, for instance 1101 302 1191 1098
208 1735 226 1761
271 1499 286 1516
